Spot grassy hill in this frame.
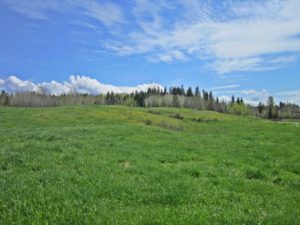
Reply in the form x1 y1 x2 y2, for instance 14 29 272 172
0 106 299 224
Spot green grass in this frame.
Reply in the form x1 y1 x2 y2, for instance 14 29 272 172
0 105 299 225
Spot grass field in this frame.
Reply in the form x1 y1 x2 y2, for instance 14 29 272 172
0 106 299 225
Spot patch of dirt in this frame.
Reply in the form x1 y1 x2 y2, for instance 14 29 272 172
118 160 131 169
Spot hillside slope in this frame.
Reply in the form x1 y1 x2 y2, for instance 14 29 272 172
0 106 299 224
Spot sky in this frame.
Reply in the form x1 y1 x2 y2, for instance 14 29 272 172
0 0 300 105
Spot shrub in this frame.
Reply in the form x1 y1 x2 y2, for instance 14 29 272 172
158 121 183 131
245 169 265 180
171 113 184 120
148 110 161 115
144 119 152 125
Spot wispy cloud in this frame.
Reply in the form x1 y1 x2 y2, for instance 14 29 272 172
105 0 300 73
211 84 240 91
4 0 300 73
148 50 188 63
4 0 59 20
79 1 124 27
4 0 124 27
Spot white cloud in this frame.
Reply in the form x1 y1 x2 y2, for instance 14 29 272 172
4 0 124 27
220 88 300 105
105 0 300 73
275 89 300 105
1 76 299 105
39 81 71 95
209 88 300 105
240 89 269 105
80 1 124 27
0 76 40 93
149 50 187 63
211 84 240 91
3 0 300 73
0 75 163 95
212 57 266 74
218 95 232 103
214 89 271 106
241 89 269 96
268 55 299 64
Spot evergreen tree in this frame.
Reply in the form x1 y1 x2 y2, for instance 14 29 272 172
186 87 193 97
231 96 235 104
105 92 110 104
208 91 214 110
203 90 209 101
163 86 167 95
279 101 285 109
195 86 200 97
258 102 264 115
180 85 185 96
208 91 213 102
134 91 146 107
267 96 276 119
0 90 9 106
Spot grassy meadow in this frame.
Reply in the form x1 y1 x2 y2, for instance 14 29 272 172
0 106 299 224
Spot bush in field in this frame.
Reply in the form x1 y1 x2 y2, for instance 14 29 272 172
171 113 184 120
144 119 152 125
229 102 251 115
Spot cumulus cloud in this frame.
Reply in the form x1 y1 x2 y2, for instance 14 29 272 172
39 81 71 95
0 76 40 93
218 95 232 103
0 75 163 95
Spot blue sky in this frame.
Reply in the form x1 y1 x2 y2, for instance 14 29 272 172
0 0 300 104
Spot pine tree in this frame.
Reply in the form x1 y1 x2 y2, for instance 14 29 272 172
163 86 167 95
187 87 193 97
195 86 200 97
258 102 264 115
0 90 6 105
231 96 235 104
240 98 244 104
267 96 276 119
208 91 213 102
203 90 209 101
105 92 110 104
180 85 185 96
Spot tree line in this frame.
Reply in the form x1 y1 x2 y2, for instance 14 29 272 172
0 87 299 120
